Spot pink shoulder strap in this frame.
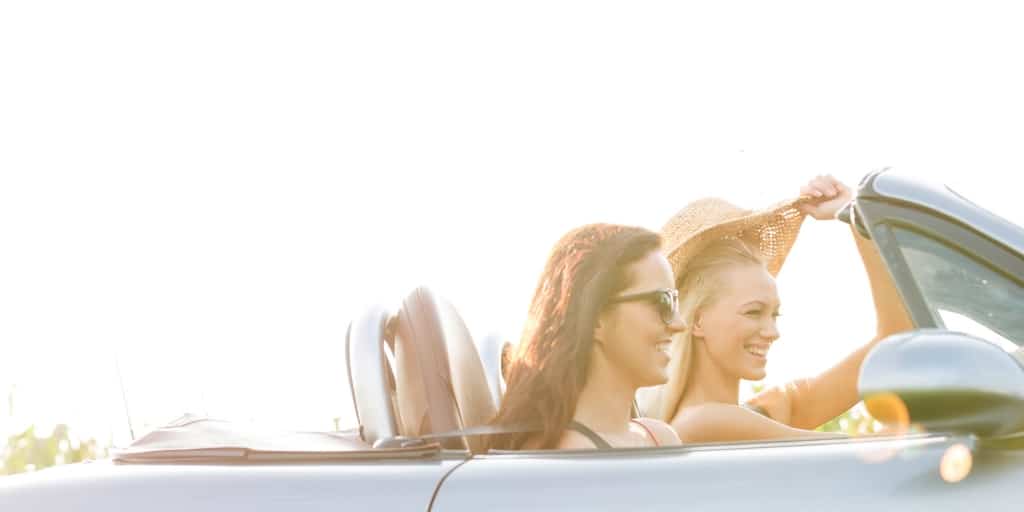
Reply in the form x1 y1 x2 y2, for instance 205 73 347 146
630 419 660 447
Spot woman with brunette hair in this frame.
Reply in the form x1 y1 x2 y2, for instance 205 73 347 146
486 223 685 450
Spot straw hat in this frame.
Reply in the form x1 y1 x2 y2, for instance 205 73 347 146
661 196 809 279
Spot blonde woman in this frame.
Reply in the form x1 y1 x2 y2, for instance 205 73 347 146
638 175 913 442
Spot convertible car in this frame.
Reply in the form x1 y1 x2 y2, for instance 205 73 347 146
3 169 1023 510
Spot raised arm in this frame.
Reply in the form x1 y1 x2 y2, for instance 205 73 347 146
746 175 915 430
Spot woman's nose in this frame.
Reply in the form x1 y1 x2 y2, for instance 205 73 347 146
761 318 780 341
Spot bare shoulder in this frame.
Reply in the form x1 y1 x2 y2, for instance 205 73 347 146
672 402 747 422
556 429 601 450
521 431 597 450
669 403 747 439
633 417 682 446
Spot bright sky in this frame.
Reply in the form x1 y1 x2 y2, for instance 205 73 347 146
2 1 1022 446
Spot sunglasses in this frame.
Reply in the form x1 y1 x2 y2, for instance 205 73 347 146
606 288 680 325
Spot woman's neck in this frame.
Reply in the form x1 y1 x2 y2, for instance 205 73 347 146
678 338 740 408
573 353 636 434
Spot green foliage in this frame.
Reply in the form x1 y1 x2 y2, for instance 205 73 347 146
817 403 886 435
2 424 109 476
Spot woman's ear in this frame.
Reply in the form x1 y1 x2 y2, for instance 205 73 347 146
691 309 705 338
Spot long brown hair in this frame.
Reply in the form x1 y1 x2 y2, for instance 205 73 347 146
487 223 661 450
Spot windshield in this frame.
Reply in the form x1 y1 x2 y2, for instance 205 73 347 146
890 226 1024 351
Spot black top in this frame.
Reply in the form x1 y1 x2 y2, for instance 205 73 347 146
566 420 612 449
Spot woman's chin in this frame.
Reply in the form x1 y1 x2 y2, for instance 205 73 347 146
742 368 768 381
639 368 669 388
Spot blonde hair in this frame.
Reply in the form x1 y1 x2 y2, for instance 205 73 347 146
638 237 766 421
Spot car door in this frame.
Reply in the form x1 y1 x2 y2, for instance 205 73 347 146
430 433 1024 511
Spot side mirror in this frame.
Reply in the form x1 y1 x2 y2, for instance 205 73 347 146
859 329 1024 437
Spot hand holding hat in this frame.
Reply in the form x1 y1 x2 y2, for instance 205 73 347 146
798 174 852 221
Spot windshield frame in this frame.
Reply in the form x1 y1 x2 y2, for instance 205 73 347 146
856 193 1024 341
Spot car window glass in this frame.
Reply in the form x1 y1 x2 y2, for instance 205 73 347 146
891 226 1024 348
937 309 1017 353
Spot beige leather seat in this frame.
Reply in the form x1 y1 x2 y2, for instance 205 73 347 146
345 304 400 447
390 286 496 452
347 286 496 452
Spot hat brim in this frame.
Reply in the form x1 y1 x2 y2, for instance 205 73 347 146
664 197 808 279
